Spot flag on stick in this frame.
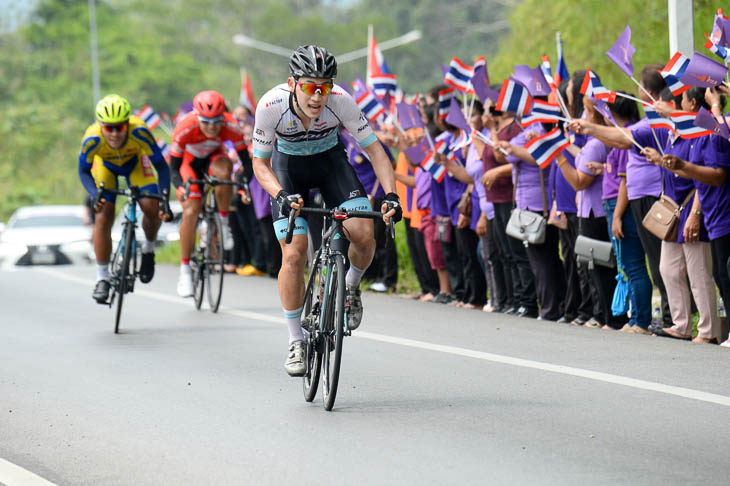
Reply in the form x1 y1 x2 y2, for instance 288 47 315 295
495 78 533 117
438 87 456 120
239 69 257 112
524 127 570 168
606 25 636 77
695 106 730 138
660 52 691 96
444 57 474 93
644 105 676 132
579 70 616 103
679 52 729 88
520 100 566 127
137 105 161 130
670 111 716 138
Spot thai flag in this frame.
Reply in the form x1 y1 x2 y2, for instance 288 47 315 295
670 112 715 139
495 78 533 117
434 131 456 161
704 32 730 63
644 105 675 132
239 69 257 112
156 138 170 162
540 54 554 86
579 70 616 103
355 89 386 124
524 127 570 168
660 52 691 96
555 36 569 86
367 36 398 97
137 105 161 130
444 57 474 93
438 87 456 120
420 151 447 183
449 129 472 152
521 99 563 127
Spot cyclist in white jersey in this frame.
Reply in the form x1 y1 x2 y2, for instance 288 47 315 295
252 45 402 376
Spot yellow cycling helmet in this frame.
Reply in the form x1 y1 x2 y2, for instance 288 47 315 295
95 94 131 123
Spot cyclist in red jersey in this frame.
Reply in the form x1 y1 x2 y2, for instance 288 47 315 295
169 90 253 297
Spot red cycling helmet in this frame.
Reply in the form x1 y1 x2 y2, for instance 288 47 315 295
193 90 226 118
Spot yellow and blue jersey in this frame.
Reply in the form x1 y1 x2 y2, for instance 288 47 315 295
78 115 170 198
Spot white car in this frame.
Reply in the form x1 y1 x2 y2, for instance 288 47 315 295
0 205 93 267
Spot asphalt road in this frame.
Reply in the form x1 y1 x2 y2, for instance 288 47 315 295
1 264 729 485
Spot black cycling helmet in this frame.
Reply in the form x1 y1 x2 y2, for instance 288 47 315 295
288 45 337 79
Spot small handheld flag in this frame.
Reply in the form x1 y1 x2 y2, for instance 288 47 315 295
137 105 161 130
438 87 456 120
670 111 715 139
660 52 691 96
520 100 565 127
679 52 729 88
605 25 636 78
444 57 474 93
644 105 675 132
524 127 570 168
579 70 616 103
495 78 533 117
695 106 730 138
355 89 386 124
239 69 257 112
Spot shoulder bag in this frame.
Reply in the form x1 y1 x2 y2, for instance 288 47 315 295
641 170 696 242
505 164 548 246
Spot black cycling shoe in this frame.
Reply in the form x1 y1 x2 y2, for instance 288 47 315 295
93 280 110 303
139 252 155 283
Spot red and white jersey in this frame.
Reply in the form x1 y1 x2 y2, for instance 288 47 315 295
170 112 246 159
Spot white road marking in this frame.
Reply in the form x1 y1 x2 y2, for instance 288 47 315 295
36 267 730 408
0 458 57 486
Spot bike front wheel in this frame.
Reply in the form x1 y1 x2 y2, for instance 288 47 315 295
192 222 205 310
322 254 346 411
302 257 323 402
205 213 224 312
114 228 135 334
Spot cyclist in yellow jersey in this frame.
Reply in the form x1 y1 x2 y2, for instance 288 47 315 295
78 94 172 303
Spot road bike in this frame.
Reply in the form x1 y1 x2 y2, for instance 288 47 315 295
285 204 394 411
183 175 246 313
95 183 170 333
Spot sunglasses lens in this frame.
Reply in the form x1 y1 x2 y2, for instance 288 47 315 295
198 116 223 124
103 123 127 132
299 82 332 96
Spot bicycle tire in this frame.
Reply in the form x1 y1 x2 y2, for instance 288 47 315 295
192 219 205 310
206 213 224 312
114 226 134 334
322 254 346 411
302 256 323 402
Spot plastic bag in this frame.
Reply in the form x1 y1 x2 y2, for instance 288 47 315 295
611 238 629 316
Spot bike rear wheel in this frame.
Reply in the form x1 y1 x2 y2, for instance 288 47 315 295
205 213 224 312
302 256 323 402
114 228 135 334
322 254 346 411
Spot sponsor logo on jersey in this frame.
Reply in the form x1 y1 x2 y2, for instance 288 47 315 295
266 98 284 108
357 123 369 133
255 128 265 136
141 155 155 178
349 190 363 198
253 137 272 146
313 120 327 128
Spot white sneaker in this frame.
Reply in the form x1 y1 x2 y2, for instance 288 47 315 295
720 338 730 348
221 222 234 251
284 340 306 376
369 282 388 292
177 272 193 298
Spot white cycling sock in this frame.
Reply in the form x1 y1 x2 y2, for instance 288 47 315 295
96 262 109 282
345 263 366 289
284 306 304 344
142 239 155 254
180 262 191 275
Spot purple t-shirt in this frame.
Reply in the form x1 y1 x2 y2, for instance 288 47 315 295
626 117 662 200
445 157 468 224
690 135 730 240
430 176 450 218
348 147 385 199
465 137 495 220
508 125 552 213
576 137 608 218
634 126 706 243
602 148 627 200
415 167 432 210
250 177 270 220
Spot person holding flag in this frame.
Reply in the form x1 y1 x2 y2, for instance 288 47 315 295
569 64 673 330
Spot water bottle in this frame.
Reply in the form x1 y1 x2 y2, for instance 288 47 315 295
652 307 661 325
199 220 207 248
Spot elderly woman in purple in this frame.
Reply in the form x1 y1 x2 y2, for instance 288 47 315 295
659 87 730 347
496 118 565 322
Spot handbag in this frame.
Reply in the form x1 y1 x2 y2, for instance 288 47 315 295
611 240 630 316
436 216 452 244
574 234 616 270
641 189 696 242
505 164 548 246
574 192 615 270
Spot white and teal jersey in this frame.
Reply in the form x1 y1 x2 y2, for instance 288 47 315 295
252 83 378 158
